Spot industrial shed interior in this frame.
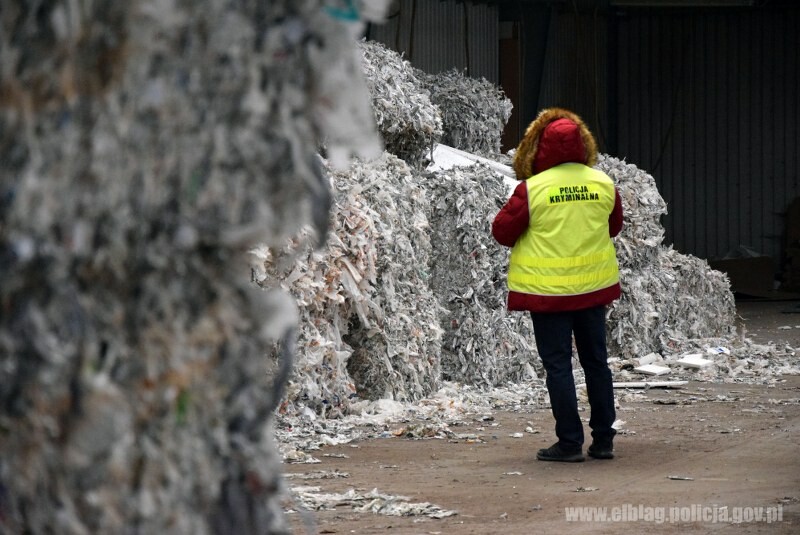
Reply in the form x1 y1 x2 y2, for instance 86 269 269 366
367 0 800 296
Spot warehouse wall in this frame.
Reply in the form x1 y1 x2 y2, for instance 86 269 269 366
516 2 799 271
607 5 800 268
536 4 610 150
367 0 499 84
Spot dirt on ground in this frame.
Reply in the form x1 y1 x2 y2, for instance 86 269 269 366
283 299 800 534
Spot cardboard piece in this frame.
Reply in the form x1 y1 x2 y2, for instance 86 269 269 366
708 256 775 296
613 381 688 389
782 196 800 291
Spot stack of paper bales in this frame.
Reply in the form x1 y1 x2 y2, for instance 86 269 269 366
255 154 443 416
358 41 513 162
599 155 737 359
425 164 541 386
267 46 744 413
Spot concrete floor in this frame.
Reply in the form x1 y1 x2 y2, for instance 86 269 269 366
735 298 800 348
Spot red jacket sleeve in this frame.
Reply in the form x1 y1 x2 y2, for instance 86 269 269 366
609 188 623 237
492 181 530 247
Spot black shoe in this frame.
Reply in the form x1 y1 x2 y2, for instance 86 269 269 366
587 442 614 459
537 443 585 462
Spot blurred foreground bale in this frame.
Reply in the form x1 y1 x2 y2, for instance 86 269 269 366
0 1 385 533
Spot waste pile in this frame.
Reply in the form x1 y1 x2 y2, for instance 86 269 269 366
359 40 443 166
598 155 737 359
358 41 513 164
425 164 541 386
273 142 795 516
0 1 389 534
254 153 443 417
421 69 513 156
264 41 527 408
271 35 797 526
260 156 540 415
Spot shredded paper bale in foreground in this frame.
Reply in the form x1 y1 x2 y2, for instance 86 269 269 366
0 1 388 533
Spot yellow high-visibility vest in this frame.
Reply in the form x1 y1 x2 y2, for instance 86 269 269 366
508 163 620 296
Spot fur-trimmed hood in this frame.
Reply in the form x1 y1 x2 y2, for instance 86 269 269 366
512 108 598 180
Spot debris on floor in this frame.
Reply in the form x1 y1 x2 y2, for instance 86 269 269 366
289 486 458 519
677 354 715 369
612 381 688 389
284 470 351 481
633 364 672 376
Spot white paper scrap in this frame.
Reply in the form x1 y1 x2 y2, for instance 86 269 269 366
677 354 714 369
633 364 671 376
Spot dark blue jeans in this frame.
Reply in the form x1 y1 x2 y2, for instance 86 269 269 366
530 305 616 452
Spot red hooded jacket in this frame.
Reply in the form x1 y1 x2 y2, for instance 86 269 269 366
492 109 624 312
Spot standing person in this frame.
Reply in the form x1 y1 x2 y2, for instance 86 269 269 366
492 108 623 462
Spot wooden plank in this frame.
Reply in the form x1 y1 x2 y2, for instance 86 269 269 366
613 381 687 389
